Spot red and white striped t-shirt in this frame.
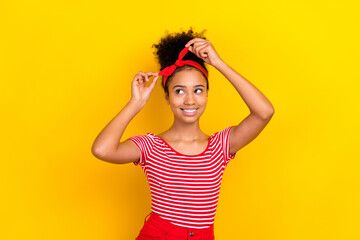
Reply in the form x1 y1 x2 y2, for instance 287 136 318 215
129 126 236 229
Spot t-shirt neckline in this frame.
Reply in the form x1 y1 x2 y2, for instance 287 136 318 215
148 133 214 157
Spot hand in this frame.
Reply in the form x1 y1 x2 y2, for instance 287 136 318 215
130 71 159 106
185 38 222 67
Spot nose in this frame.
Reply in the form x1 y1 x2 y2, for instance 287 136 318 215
184 92 195 105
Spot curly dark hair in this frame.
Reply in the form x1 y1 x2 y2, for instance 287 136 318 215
152 27 209 94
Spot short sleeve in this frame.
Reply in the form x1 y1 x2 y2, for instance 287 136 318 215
218 126 237 166
128 134 154 166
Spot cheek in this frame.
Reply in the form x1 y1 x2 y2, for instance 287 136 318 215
169 96 183 106
197 95 208 104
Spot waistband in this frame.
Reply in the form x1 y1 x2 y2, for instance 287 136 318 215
144 212 215 239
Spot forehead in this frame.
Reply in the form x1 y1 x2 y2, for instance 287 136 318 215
169 68 207 87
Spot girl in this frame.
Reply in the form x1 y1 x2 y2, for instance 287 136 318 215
91 29 274 240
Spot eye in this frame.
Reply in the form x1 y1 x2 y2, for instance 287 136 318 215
175 89 184 94
194 88 203 94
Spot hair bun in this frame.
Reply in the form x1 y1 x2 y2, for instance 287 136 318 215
152 27 207 71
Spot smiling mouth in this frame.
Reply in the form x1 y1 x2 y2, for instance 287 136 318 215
180 108 199 114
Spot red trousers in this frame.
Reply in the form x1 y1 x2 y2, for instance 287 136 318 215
135 212 215 240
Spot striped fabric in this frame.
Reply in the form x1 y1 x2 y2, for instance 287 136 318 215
129 126 236 229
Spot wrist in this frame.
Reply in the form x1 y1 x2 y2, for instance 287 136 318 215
212 58 226 70
128 98 146 111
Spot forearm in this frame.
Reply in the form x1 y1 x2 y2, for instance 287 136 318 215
213 60 274 119
91 99 143 155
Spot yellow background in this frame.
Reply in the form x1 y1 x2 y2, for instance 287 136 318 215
1 0 359 239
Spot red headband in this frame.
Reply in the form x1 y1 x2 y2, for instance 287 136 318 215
158 46 208 88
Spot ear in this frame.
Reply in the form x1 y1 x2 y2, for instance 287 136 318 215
165 93 169 105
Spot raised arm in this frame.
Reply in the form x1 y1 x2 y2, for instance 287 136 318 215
186 38 275 155
91 71 159 164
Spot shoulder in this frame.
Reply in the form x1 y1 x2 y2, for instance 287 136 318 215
130 133 156 141
129 133 158 149
210 126 237 163
157 130 172 141
211 126 233 139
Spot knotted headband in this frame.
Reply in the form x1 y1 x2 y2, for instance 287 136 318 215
158 46 208 88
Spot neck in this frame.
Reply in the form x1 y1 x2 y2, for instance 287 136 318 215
167 120 205 140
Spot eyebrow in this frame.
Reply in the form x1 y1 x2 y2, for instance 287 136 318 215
172 84 205 89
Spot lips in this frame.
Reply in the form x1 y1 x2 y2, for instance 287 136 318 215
180 108 199 116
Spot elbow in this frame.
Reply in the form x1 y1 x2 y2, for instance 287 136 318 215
91 145 104 159
91 148 100 159
267 106 275 118
257 106 275 120
91 145 124 165
91 148 112 163
264 106 275 120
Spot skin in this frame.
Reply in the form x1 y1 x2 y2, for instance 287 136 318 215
91 38 275 164
157 69 209 155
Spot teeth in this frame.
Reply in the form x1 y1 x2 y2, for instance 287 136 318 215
183 109 197 113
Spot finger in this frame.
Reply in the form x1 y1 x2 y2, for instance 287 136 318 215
190 41 207 54
134 78 143 87
146 72 159 83
137 77 145 86
138 71 149 82
146 72 159 76
185 38 206 47
193 41 208 47
196 45 209 58
134 74 143 83
186 38 206 47
143 72 158 82
148 76 159 91
194 43 208 52
193 42 208 56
